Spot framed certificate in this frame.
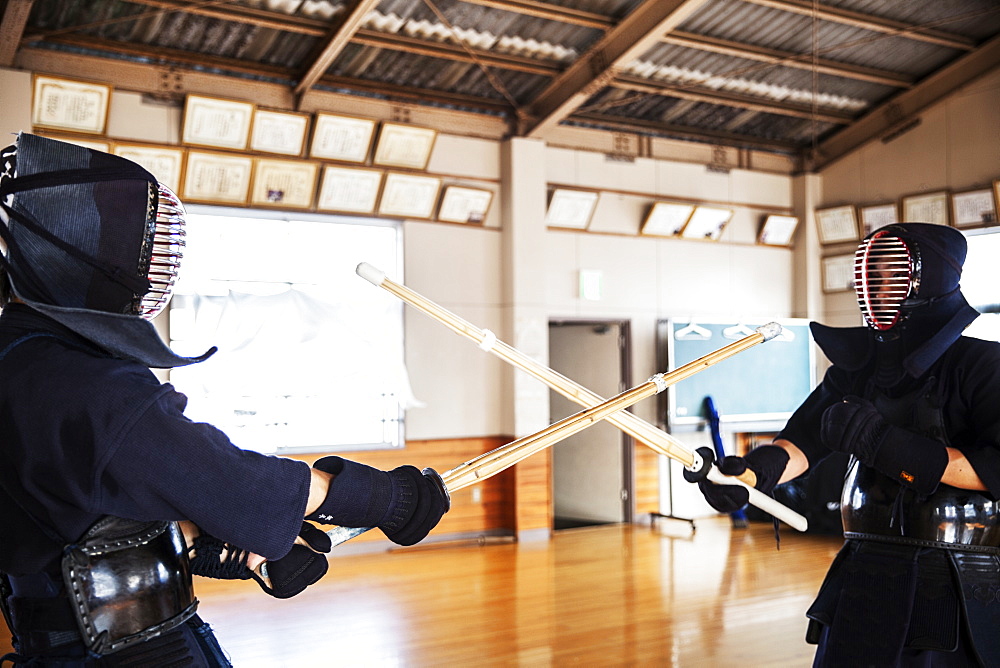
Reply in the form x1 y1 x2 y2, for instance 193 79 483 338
182 151 253 204
950 187 997 228
378 173 442 219
250 158 318 209
309 113 377 163
31 75 111 135
681 205 733 241
822 255 855 293
250 108 310 157
372 123 437 170
545 188 599 230
901 191 949 227
815 205 859 244
437 186 493 224
640 202 694 237
859 203 898 236
181 95 254 151
316 165 383 214
113 144 185 193
757 214 798 246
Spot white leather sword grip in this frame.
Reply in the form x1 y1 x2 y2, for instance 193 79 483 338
704 465 809 532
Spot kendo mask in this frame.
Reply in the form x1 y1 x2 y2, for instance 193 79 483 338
0 133 214 367
854 222 966 331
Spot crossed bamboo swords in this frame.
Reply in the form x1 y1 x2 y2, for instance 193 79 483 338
325 264 807 547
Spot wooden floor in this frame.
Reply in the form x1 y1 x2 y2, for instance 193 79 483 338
1 517 843 666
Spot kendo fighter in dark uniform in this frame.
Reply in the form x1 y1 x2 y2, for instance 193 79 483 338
693 222 1000 666
0 133 450 666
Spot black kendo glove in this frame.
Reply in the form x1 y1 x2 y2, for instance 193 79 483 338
188 522 331 599
306 456 451 546
821 396 949 496
684 445 790 513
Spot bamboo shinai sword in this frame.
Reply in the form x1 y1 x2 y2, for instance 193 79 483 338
353 262 808 533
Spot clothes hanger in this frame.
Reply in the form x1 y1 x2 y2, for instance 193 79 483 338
722 322 754 340
674 321 711 341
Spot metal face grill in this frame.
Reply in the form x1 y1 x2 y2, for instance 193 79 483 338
139 183 186 319
854 231 914 331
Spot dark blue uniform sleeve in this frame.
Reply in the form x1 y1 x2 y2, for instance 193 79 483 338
100 384 312 561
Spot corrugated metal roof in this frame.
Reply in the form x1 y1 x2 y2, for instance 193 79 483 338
13 0 1000 163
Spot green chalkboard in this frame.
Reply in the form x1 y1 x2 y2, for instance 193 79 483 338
657 318 816 427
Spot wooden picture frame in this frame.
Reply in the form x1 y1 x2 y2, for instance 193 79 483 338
250 108 310 157
378 173 442 219
901 190 949 227
815 205 859 244
757 214 798 246
640 202 694 237
113 143 185 194
681 205 733 241
31 74 111 135
822 254 855 293
316 165 383 214
437 185 494 224
951 187 997 228
181 95 255 151
250 158 318 209
181 150 253 205
373 123 437 170
545 188 599 230
859 202 899 236
309 113 377 163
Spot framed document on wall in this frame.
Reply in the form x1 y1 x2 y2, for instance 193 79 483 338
859 203 898 236
182 95 254 151
757 214 798 246
545 188 599 229
815 205 859 244
182 151 252 204
316 165 383 214
681 206 733 241
951 187 997 228
901 191 949 226
31 75 111 135
250 158 318 209
310 113 376 163
437 186 493 224
640 202 694 237
378 173 441 219
113 144 185 193
250 109 310 157
822 255 855 293
373 123 437 170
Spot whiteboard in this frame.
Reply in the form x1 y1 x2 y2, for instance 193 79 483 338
657 318 816 428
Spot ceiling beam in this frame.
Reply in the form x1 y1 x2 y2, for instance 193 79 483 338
458 0 613 30
612 74 856 125
524 0 711 138
15 45 510 138
663 31 914 88
0 0 35 66
813 32 1000 170
294 0 381 97
28 0 328 39
569 110 801 153
741 0 977 51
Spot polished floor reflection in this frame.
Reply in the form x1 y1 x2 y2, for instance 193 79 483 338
179 517 841 666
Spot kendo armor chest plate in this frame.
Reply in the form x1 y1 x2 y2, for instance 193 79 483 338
841 378 1000 548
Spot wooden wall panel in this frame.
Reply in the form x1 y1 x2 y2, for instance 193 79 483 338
633 441 660 516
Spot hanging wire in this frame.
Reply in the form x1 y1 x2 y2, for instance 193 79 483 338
420 0 526 124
